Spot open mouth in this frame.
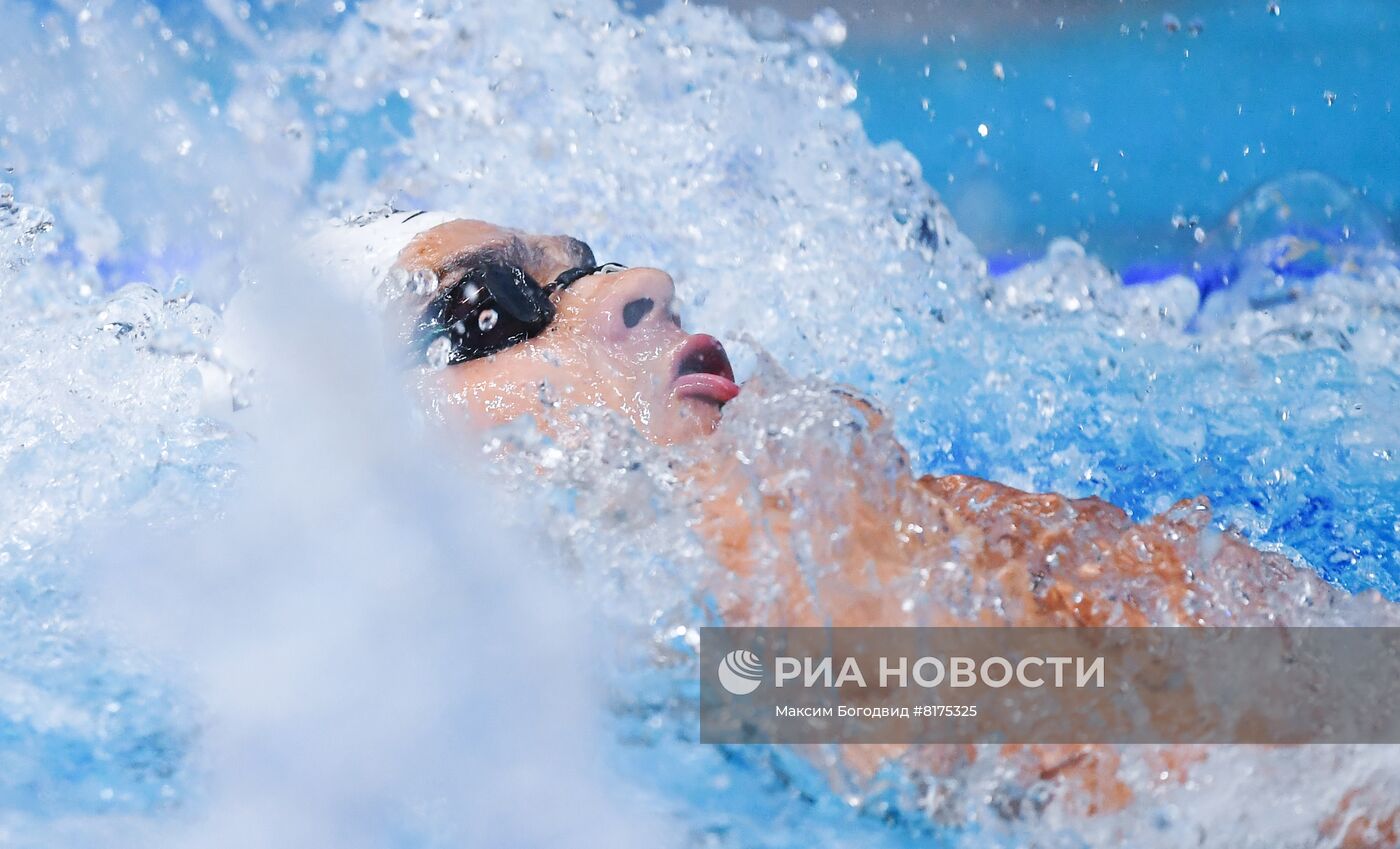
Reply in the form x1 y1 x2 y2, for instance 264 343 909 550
672 334 740 405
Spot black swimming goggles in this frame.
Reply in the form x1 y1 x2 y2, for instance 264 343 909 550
414 259 627 365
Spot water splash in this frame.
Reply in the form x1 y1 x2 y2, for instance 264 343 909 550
1 0 1399 847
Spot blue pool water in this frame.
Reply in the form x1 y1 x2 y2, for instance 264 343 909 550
1 1 1399 847
836 0 1400 269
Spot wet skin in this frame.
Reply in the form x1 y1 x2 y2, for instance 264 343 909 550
393 219 737 445
392 219 1396 845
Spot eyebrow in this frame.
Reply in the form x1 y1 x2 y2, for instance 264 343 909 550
435 236 597 294
439 244 508 277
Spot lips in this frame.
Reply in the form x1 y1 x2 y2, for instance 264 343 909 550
672 334 740 405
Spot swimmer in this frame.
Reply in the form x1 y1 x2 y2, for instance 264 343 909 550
349 212 1394 846
375 213 1335 625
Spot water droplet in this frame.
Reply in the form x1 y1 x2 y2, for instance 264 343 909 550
425 335 453 369
410 266 438 296
1188 17 1204 36
380 266 410 299
806 8 847 47
1267 1 1281 15
478 308 499 331
1163 12 1181 32
992 61 1005 81
167 275 193 302
977 123 989 138
1323 90 1338 106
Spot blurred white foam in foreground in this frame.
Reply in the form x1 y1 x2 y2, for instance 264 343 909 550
88 249 660 849
0 4 659 847
2 0 1400 846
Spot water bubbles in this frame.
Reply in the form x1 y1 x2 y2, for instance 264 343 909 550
10 1 1400 846
1162 13 1181 33
409 266 438 296
425 334 453 369
800 8 847 47
1223 171 1388 255
98 284 164 343
1323 90 1338 106
992 61 1005 81
167 275 193 302
379 265 410 300
1197 171 1393 328
1268 1 1281 15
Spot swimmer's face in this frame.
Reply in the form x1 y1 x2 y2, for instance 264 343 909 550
393 219 739 444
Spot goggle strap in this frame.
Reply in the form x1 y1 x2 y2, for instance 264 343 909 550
545 262 630 296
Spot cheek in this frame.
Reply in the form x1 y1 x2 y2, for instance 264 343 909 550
550 332 681 434
586 320 680 377
423 339 583 417
426 320 690 440
503 332 647 411
604 339 680 407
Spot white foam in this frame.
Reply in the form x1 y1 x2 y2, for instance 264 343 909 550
1 0 1399 847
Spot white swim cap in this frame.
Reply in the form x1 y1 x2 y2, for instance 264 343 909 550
304 209 456 303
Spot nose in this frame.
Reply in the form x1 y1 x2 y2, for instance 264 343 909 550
591 266 678 333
